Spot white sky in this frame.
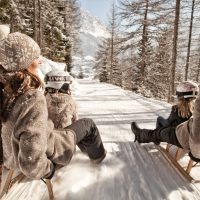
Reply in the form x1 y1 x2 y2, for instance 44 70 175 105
79 0 119 23
2 78 200 200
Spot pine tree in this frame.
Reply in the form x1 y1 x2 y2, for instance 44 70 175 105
0 0 81 70
56 0 81 72
184 0 195 81
0 0 10 23
147 28 172 99
108 3 121 87
119 0 174 88
94 39 111 83
169 0 180 102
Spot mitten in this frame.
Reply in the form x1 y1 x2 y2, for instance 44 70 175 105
44 162 56 179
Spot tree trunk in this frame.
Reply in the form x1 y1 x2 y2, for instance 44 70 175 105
196 57 200 82
110 4 115 83
33 0 38 42
185 0 195 81
141 0 149 79
169 0 180 102
38 0 42 48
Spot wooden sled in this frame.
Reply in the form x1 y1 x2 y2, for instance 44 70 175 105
157 144 199 183
0 167 54 200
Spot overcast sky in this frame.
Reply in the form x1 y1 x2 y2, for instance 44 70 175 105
79 0 119 24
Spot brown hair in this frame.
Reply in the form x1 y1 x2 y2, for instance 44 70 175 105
1 69 44 121
9 69 44 91
177 98 195 118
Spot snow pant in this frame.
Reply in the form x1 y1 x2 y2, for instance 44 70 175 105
156 116 170 129
67 118 105 160
137 126 182 148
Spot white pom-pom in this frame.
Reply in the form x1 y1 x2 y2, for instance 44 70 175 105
0 24 10 40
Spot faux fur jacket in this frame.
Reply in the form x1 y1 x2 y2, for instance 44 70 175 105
45 93 78 128
176 94 200 159
1 90 76 179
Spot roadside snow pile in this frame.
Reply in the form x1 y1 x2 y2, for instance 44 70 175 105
38 56 79 92
39 56 65 74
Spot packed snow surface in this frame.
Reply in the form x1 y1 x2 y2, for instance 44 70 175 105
1 79 200 200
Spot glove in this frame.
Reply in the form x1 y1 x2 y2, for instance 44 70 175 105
44 162 56 179
189 152 200 162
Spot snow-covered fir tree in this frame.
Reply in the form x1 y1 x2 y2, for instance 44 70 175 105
94 38 111 83
94 3 122 87
118 0 176 99
0 0 81 72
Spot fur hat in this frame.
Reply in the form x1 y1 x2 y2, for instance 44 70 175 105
45 70 72 90
0 25 10 40
0 32 41 72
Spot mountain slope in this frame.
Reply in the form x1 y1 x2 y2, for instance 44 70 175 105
78 9 110 57
72 10 110 77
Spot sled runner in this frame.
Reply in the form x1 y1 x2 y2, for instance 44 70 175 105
0 168 54 200
157 144 199 183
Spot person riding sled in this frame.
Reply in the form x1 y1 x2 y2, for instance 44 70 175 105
156 81 197 129
0 32 106 183
45 70 78 128
131 81 200 162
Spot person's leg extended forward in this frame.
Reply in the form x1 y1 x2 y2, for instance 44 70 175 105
67 118 106 162
131 122 182 147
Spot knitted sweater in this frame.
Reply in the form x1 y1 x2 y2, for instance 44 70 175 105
1 90 76 179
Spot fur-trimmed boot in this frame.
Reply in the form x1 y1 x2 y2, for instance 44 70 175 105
131 122 160 145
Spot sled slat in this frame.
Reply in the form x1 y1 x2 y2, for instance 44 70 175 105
186 159 194 174
175 148 182 161
166 144 172 152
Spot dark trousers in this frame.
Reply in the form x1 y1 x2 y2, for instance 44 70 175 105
140 126 182 148
153 126 182 147
67 118 105 159
156 116 169 129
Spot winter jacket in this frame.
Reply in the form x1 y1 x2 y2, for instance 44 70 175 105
1 89 76 179
166 105 192 127
176 95 200 159
45 93 78 128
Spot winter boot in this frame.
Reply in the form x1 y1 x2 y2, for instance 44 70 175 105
131 122 160 144
131 122 142 142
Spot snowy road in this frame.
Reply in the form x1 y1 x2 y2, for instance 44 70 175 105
2 79 200 200
72 79 200 200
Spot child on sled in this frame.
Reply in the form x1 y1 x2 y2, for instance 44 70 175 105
45 70 78 128
131 81 200 162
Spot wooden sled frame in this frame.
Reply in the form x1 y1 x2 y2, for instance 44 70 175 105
157 144 199 183
0 168 54 200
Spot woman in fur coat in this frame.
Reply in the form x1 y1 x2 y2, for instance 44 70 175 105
0 32 106 181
